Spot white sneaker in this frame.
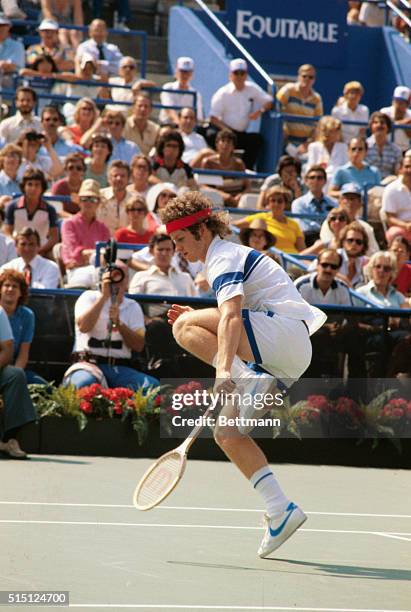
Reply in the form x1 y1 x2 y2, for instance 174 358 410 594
236 372 276 435
258 502 307 558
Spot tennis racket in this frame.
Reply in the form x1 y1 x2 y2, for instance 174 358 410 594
133 405 214 511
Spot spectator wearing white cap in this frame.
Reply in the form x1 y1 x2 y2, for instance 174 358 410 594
40 0 83 49
0 14 24 89
209 58 273 169
159 56 204 126
58 53 109 122
380 86 411 153
75 19 123 77
26 19 74 72
320 182 379 255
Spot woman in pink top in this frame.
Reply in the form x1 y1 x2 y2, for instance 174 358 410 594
61 179 110 286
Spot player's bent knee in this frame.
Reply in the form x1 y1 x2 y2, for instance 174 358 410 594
172 312 194 345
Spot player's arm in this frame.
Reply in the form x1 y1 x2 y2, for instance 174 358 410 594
215 295 243 385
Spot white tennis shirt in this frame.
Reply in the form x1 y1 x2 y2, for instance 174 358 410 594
204 237 326 335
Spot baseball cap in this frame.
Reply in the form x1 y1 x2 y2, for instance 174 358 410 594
39 18 59 31
0 14 11 25
393 86 410 102
229 58 248 72
80 52 98 69
176 56 194 71
341 183 362 196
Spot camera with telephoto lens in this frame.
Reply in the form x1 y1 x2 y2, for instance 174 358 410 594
103 239 125 284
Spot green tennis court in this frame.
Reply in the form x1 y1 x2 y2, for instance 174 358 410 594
1 456 410 611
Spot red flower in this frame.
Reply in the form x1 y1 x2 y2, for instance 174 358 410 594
306 395 332 412
80 400 93 414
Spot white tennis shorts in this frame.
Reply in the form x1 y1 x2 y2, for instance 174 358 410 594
241 309 312 387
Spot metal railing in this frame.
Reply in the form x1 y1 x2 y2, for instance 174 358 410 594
11 20 149 78
179 0 275 99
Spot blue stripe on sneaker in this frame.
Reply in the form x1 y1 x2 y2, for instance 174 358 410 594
242 309 262 364
269 502 297 537
253 472 272 489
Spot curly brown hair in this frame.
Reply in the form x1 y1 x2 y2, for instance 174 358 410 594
160 191 231 239
0 270 29 306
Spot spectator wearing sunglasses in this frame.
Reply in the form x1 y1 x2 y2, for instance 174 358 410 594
51 153 86 217
336 221 369 287
80 109 140 163
329 137 381 198
61 179 110 287
114 195 154 245
301 207 350 256
108 57 156 114
356 251 409 308
295 249 368 378
209 58 273 169
40 105 82 163
291 165 336 245
295 248 351 305
320 182 379 255
276 64 323 153
355 251 411 377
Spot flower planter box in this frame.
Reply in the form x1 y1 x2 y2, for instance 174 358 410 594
16 421 41 454
31 417 411 468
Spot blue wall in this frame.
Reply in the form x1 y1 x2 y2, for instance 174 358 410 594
170 6 411 117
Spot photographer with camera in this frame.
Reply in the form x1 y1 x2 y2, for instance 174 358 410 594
64 254 159 391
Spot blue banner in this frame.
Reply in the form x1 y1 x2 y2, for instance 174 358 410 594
226 0 348 68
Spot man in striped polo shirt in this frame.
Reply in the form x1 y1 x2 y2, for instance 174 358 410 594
277 64 323 150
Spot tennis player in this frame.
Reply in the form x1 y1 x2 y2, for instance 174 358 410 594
162 192 326 558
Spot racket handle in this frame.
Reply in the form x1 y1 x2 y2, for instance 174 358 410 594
180 405 215 453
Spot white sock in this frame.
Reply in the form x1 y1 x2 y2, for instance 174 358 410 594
250 466 290 517
212 354 251 377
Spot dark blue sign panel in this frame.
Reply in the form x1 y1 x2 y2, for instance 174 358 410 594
226 0 348 68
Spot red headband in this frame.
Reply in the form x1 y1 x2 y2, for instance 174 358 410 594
165 208 212 234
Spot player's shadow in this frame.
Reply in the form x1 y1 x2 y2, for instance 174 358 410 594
269 558 411 581
168 559 411 581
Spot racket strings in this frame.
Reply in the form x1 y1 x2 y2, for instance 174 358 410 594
135 452 182 509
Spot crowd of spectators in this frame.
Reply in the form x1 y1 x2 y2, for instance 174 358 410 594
0 7 410 458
